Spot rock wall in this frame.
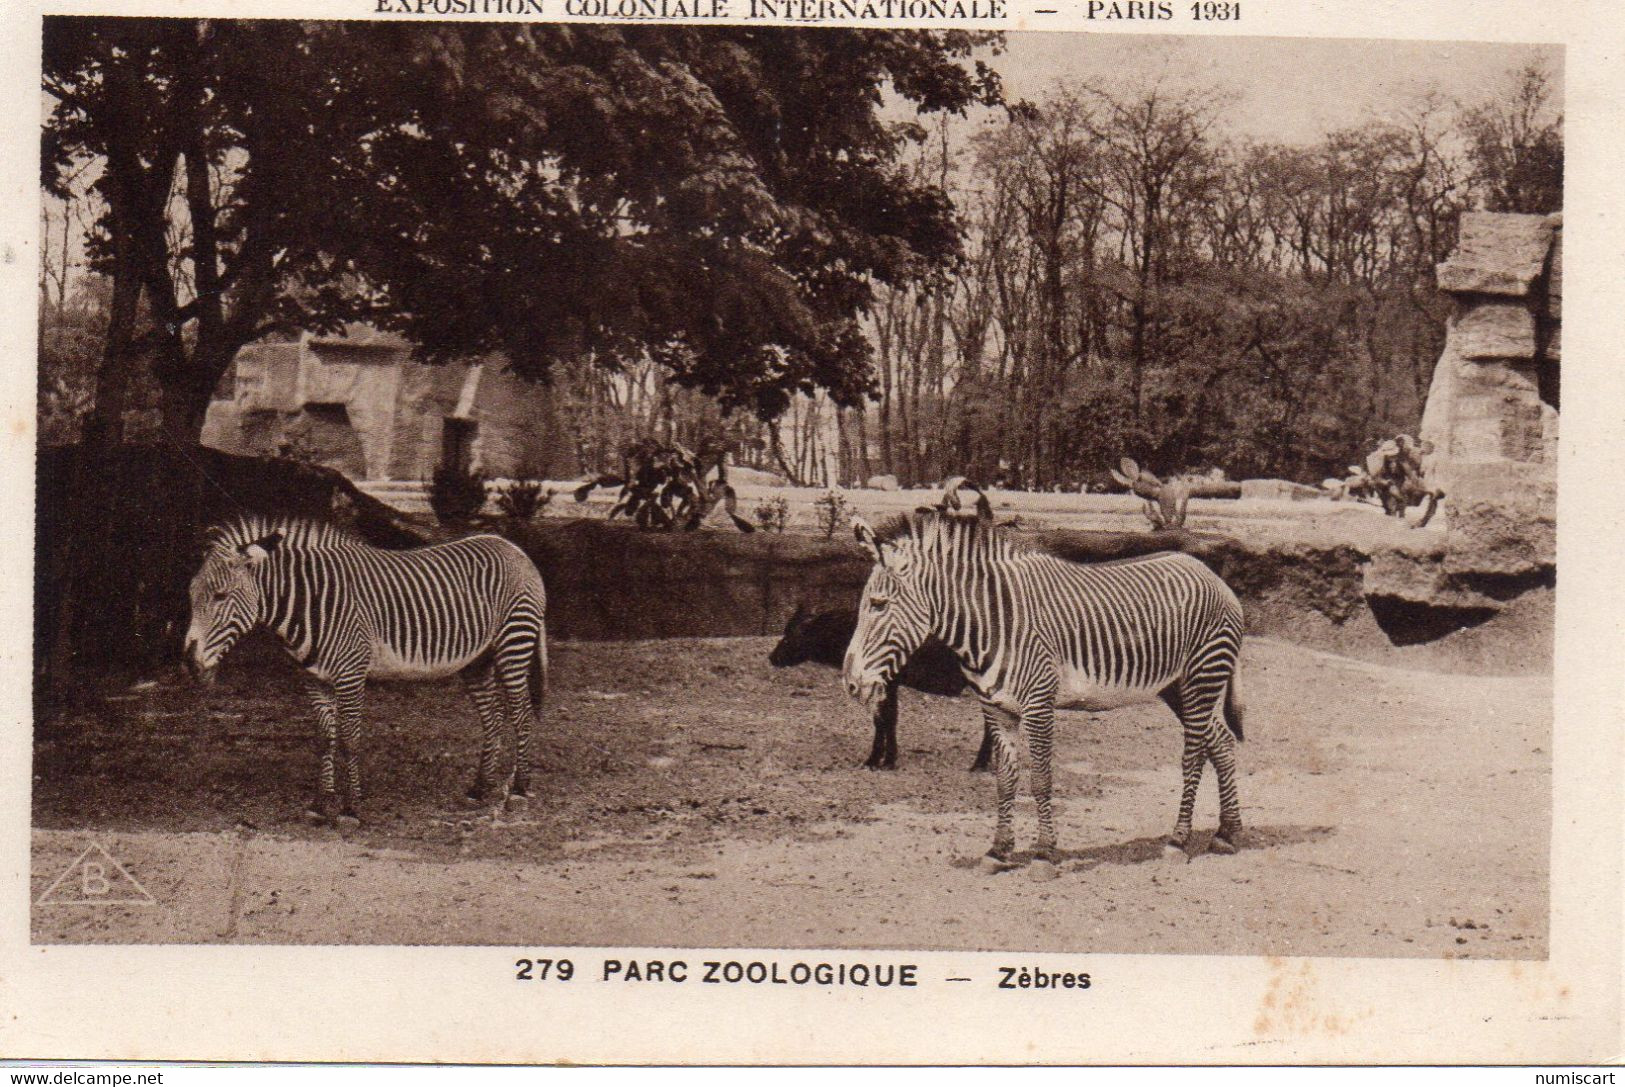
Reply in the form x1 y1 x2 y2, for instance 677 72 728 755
511 521 870 641
506 520 1542 672
1376 211 1560 609
507 520 1372 645
202 326 578 482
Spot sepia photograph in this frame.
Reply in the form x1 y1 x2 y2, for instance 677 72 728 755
10 3 1618 1065
31 19 1564 953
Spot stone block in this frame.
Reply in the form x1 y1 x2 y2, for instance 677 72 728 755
1435 212 1554 297
1441 461 1556 578
1362 547 1445 606
1444 359 1546 465
1452 302 1537 360
1457 356 1540 397
1362 547 1502 610
1499 396 1548 463
234 342 303 412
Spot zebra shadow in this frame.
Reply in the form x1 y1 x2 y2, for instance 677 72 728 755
949 824 1336 871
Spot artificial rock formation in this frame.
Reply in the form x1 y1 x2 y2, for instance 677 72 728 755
1373 211 1560 610
202 325 579 482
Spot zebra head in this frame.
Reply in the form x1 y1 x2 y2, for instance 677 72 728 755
767 603 815 667
842 516 933 709
183 529 283 683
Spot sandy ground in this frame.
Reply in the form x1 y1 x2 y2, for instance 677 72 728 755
32 635 1548 956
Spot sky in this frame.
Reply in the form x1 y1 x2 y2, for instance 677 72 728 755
982 33 1563 145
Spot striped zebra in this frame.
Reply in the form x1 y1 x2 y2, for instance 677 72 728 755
183 515 548 826
841 482 1246 880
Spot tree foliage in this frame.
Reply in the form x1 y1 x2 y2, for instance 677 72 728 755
830 63 1559 490
1460 62 1563 214
42 19 1004 445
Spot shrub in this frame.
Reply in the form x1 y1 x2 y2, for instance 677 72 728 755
754 495 790 533
813 489 850 539
429 464 488 524
495 479 550 521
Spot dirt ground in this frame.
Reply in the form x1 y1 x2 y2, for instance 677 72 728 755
32 632 1549 957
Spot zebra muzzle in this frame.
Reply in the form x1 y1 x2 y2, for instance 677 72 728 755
844 676 886 710
182 639 217 686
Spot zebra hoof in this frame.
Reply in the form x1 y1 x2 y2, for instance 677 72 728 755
504 794 530 813
1209 832 1240 856
1163 839 1190 860
1027 859 1061 882
978 853 1017 875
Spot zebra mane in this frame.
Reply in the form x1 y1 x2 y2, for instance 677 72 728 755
873 507 1031 556
205 514 365 556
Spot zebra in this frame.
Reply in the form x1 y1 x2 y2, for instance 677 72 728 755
769 604 992 772
841 480 1246 880
183 515 548 826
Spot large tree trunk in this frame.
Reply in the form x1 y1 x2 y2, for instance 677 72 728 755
81 257 139 448
50 144 154 698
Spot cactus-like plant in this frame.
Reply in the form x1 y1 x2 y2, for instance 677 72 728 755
573 438 753 532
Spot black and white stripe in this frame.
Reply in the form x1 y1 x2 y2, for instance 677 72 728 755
843 502 1245 877
184 516 548 823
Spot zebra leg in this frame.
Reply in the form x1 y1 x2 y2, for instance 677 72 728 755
1206 714 1244 854
495 642 540 807
865 684 899 770
333 676 367 828
1170 722 1206 854
1170 670 1243 854
970 722 993 773
978 702 1022 874
460 659 507 804
1024 702 1062 881
303 679 341 825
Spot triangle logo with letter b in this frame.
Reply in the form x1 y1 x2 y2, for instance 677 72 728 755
36 842 157 906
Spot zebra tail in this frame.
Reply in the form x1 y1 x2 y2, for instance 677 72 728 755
531 626 550 719
1223 677 1245 742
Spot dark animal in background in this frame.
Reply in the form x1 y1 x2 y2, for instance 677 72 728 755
769 605 992 772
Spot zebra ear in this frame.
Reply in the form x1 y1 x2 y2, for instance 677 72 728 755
853 518 884 564
972 491 993 524
942 476 993 524
239 532 283 563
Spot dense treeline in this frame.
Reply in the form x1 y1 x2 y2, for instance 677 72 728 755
39 31 1558 491
381 61 1562 488
833 63 1562 488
